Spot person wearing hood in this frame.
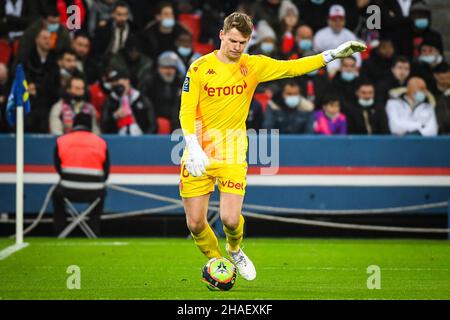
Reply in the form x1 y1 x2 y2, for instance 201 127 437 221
343 79 388 135
385 76 438 136
250 20 282 98
49 75 99 135
101 68 157 135
139 51 183 132
249 20 280 58
263 80 314 134
277 0 300 56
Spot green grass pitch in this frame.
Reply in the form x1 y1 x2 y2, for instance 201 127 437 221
1 237 449 300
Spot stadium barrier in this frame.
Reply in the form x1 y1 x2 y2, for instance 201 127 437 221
0 134 450 237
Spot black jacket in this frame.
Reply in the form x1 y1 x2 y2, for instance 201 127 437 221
139 20 189 60
101 88 157 134
343 100 389 135
139 72 182 132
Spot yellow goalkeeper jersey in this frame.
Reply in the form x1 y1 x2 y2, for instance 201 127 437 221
179 50 325 164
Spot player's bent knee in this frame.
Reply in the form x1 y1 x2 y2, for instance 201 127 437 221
186 218 208 235
222 216 240 231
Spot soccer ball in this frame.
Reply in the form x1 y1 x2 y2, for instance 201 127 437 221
202 257 237 291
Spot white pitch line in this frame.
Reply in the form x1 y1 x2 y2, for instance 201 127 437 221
0 243 29 261
33 241 129 247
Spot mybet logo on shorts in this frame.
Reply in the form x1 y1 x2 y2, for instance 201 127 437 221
220 179 245 191
204 80 247 97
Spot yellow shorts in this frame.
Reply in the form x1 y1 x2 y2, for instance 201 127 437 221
179 161 247 198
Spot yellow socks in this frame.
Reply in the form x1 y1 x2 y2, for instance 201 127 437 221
223 215 245 252
191 224 221 259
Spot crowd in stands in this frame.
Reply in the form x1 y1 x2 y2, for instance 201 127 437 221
0 0 449 136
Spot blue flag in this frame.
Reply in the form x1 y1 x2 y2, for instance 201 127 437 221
6 64 31 126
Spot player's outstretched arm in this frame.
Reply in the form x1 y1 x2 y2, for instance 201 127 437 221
321 41 367 63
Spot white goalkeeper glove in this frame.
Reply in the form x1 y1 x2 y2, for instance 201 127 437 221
322 41 367 63
184 134 210 177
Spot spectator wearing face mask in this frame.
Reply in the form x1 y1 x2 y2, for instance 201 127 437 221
313 4 362 76
16 4 70 62
376 56 411 106
49 76 99 135
329 56 359 109
411 36 445 90
139 2 190 60
250 20 281 99
314 93 347 135
385 76 437 136
263 80 314 134
139 51 183 132
409 1 443 60
173 32 202 76
89 67 114 121
249 20 280 58
101 68 157 135
109 34 153 89
360 37 395 84
284 24 314 60
343 79 388 135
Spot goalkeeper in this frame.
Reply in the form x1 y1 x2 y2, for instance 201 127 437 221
179 12 366 281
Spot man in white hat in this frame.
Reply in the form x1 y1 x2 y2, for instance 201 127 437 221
313 4 362 76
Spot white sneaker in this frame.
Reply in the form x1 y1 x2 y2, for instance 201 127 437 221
226 244 256 281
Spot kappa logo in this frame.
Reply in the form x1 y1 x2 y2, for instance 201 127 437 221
206 69 216 75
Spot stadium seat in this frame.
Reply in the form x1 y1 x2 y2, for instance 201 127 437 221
0 39 11 65
254 92 272 112
157 117 171 134
194 42 214 55
179 13 201 43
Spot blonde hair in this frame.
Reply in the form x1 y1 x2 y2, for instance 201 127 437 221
223 12 253 38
